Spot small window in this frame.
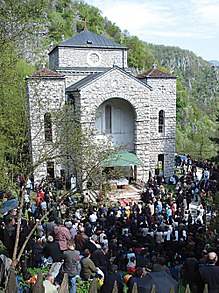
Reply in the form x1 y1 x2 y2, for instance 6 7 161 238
105 105 112 133
44 113 52 142
158 110 165 133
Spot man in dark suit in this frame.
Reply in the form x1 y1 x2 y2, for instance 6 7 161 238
91 245 109 277
199 252 219 293
86 234 99 253
44 235 62 262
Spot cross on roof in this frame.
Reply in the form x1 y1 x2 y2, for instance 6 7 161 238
82 18 89 29
42 61 46 68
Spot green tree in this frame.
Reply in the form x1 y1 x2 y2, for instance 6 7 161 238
210 111 219 163
0 44 34 192
0 0 47 48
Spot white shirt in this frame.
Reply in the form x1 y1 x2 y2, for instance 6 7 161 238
43 280 58 293
89 213 97 223
174 230 179 241
166 230 171 241
41 201 47 210
26 179 32 189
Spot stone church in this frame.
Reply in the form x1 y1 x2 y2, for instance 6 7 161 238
27 28 176 185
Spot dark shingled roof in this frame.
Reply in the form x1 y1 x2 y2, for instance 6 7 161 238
137 68 175 79
28 68 64 78
58 29 126 49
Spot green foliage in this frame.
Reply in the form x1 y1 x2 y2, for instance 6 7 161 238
0 241 9 256
148 43 218 160
27 267 49 277
76 280 91 292
210 111 219 163
0 43 35 191
121 36 157 70
0 0 47 48
73 1 104 33
176 81 188 121
103 20 122 43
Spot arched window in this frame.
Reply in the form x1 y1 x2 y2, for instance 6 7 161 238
44 113 52 142
158 110 165 133
105 104 112 133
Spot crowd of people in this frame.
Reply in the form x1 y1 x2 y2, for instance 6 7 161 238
0 158 219 293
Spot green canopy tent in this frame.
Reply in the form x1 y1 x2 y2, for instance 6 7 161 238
102 152 142 167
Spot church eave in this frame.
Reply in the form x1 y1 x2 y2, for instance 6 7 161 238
137 68 176 79
27 76 65 80
139 76 176 79
49 45 127 55
27 68 65 79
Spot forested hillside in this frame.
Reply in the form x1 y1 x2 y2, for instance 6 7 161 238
0 0 218 181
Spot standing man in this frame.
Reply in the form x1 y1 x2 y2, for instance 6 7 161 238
199 252 219 293
61 239 80 293
54 219 72 251
91 245 109 277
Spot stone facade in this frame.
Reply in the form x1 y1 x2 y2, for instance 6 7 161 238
27 70 66 181
49 47 128 70
27 29 176 184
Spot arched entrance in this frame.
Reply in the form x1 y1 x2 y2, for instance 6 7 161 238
95 98 135 151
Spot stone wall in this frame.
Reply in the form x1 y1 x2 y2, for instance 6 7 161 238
49 47 127 70
27 77 66 183
146 78 176 178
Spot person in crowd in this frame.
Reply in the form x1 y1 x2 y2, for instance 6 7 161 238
32 238 44 267
153 257 170 275
199 250 208 265
43 273 59 293
86 234 100 253
126 267 144 293
127 256 136 272
199 252 219 293
100 264 124 293
91 245 109 277
44 236 62 263
61 239 80 293
45 216 57 238
136 249 150 268
54 218 72 251
80 249 98 280
169 260 181 282
182 252 201 293
75 226 89 254
3 216 16 259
